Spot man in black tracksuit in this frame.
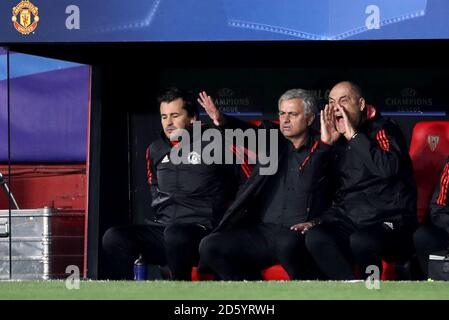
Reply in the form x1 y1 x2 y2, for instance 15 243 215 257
102 88 246 280
198 89 334 280
414 156 449 277
302 81 417 280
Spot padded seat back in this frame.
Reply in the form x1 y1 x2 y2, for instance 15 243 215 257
409 121 449 222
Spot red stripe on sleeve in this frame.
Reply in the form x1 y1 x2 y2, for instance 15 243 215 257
376 132 382 150
145 147 153 185
438 172 449 205
437 164 446 204
376 130 390 152
437 163 449 206
381 130 390 151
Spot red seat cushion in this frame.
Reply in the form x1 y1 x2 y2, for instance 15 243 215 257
191 267 214 281
381 260 396 280
191 265 291 281
261 264 291 281
409 121 449 222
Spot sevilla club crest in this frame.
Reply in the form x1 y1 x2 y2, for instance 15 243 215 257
427 135 440 152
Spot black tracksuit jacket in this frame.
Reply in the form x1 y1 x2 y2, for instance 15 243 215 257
321 112 417 229
145 124 247 229
214 121 333 232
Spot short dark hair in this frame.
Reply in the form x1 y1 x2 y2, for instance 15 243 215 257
157 87 198 118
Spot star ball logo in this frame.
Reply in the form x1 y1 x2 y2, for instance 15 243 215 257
12 0 39 35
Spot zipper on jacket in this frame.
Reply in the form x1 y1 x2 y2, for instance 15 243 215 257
174 163 179 219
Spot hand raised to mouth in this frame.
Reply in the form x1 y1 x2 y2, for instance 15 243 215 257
339 107 357 141
320 104 340 145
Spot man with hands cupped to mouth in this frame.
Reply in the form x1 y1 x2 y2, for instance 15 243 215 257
293 81 417 280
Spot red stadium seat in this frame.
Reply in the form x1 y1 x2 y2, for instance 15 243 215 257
191 267 214 281
191 265 290 281
377 121 449 281
261 265 290 281
382 120 449 280
192 263 395 281
369 120 449 280
409 121 449 223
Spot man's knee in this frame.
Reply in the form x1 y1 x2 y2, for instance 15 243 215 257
164 224 206 251
199 233 228 262
305 226 332 253
276 231 305 256
102 227 125 253
199 233 241 269
349 231 381 256
164 226 192 248
413 225 434 250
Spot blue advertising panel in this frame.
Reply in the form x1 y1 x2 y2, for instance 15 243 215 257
0 0 448 42
0 52 90 162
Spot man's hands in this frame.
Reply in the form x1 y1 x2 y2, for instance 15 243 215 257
290 220 320 234
197 91 224 127
321 104 357 143
339 107 357 141
320 104 340 145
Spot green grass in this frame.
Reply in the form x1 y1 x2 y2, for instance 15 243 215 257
0 280 448 300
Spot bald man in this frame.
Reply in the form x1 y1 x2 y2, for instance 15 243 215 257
300 81 417 280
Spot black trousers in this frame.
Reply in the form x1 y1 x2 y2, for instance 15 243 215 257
102 222 210 280
199 223 320 280
413 224 449 278
305 220 414 280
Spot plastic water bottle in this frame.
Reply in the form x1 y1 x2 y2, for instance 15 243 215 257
134 254 147 281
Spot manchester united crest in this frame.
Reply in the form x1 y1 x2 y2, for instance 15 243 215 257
12 0 39 35
187 151 201 165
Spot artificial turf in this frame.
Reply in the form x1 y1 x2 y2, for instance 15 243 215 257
0 281 448 300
